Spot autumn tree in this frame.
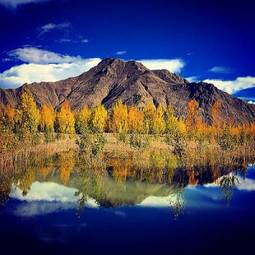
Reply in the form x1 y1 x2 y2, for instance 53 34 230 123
165 106 186 135
111 99 129 133
211 101 222 127
143 101 156 134
90 104 108 133
127 106 150 148
151 104 165 134
0 104 6 133
15 89 40 142
210 100 223 140
40 104 55 142
128 106 144 133
186 99 199 130
40 105 55 132
195 118 210 142
75 105 91 134
217 124 236 151
165 105 187 156
56 100 75 135
3 104 16 130
0 104 18 151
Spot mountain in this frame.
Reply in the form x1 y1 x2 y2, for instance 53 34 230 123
1 58 255 124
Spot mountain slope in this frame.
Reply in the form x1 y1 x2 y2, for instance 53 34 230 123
1 58 255 124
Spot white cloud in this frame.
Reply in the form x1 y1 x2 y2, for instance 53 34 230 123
57 38 72 43
186 76 198 82
204 76 255 94
0 48 185 88
139 59 185 73
57 38 89 44
0 0 49 8
0 58 101 88
81 39 89 43
8 47 81 64
209 66 232 74
116 51 127 55
38 22 71 37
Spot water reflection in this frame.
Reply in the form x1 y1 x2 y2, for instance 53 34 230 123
0 151 254 219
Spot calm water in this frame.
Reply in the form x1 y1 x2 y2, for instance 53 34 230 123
1 153 255 255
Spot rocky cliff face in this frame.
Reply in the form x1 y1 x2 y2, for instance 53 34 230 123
1 58 255 124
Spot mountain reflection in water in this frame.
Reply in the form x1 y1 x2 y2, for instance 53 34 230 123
0 152 254 213
0 152 255 255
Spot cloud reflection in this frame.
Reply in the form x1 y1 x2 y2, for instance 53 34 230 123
10 181 98 217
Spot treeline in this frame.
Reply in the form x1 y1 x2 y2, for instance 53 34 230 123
1 89 255 153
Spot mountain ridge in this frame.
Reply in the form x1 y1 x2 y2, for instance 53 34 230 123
1 58 255 124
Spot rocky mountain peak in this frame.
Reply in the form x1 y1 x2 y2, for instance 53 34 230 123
1 58 255 125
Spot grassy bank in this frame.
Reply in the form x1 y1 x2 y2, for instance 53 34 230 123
2 132 254 171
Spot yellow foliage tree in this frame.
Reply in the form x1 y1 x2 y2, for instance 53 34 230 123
57 100 75 134
151 104 165 134
18 89 40 138
111 99 129 133
128 106 144 133
75 105 91 134
90 104 108 133
165 105 186 136
195 118 209 140
143 101 156 134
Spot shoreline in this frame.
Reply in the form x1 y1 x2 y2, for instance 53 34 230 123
1 133 255 172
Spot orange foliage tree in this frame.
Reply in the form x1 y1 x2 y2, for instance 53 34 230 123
40 104 55 132
186 99 199 130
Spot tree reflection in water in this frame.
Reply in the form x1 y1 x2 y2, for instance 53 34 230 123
169 186 185 219
219 173 239 203
0 150 254 218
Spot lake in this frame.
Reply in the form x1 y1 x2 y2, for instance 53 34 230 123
0 151 255 255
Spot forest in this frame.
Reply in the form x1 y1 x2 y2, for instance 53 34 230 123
0 88 255 159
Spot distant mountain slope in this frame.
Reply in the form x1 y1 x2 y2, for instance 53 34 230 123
1 58 255 124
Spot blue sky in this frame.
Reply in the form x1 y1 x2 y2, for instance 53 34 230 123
0 0 255 95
